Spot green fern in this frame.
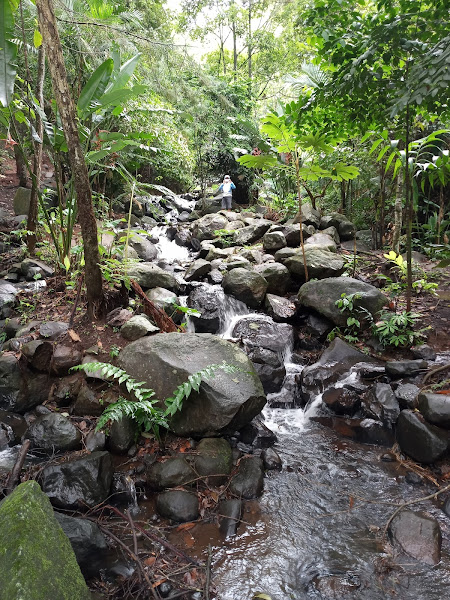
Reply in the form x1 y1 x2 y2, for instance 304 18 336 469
71 361 242 438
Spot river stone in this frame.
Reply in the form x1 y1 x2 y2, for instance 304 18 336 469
263 231 287 252
233 222 272 245
322 387 361 415
254 262 291 295
20 258 54 279
25 413 82 452
21 339 53 371
108 416 136 454
320 225 340 244
147 457 196 490
362 383 400 427
281 223 312 247
239 417 277 448
72 382 103 416
225 257 252 271
128 233 158 261
39 450 114 509
128 263 179 292
191 213 228 241
208 268 223 284
285 248 344 281
261 447 282 470
194 438 232 484
119 333 266 437
396 410 448 464
312 416 395 446
305 232 337 252
338 220 356 241
418 392 450 428
184 258 211 282
411 344 436 361
264 294 296 322
13 186 31 215
303 313 333 339
389 510 441 565
222 268 268 308
229 456 264 499
55 511 108 577
85 430 106 452
219 499 242 537
106 307 132 327
156 490 199 522
39 321 69 340
251 353 286 394
394 383 419 409
231 315 294 354
52 344 83 375
297 277 388 327
0 281 18 317
319 212 350 230
0 481 91 600
187 284 223 333
0 353 50 413
0 410 27 443
293 203 320 228
121 314 159 340
240 248 264 264
385 359 428 378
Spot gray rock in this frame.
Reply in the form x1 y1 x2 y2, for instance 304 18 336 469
285 247 344 281
322 387 361 415
0 281 18 317
338 220 356 241
231 315 294 354
320 226 340 244
186 284 223 333
106 307 132 328
362 383 400 427
356 229 373 247
305 232 337 252
411 345 437 361
51 344 83 375
20 258 54 279
418 392 450 428
147 457 196 490
385 360 428 378
108 416 136 454
298 277 387 327
233 221 272 245
229 456 264 498
53 374 83 406
0 409 27 443
0 353 50 413
396 410 448 464
39 321 69 340
194 437 233 484
13 186 31 215
118 333 266 437
156 490 199 522
25 413 82 452
263 231 287 252
240 248 264 263
253 262 291 295
239 417 277 448
261 447 282 470
191 213 228 241
146 287 181 322
303 313 333 339
128 233 158 261
21 339 53 371
208 269 223 284
40 451 114 509
121 314 159 340
264 294 296 322
128 263 179 292
73 383 103 416
184 258 211 282
273 246 299 265
281 223 312 247
394 383 419 409
225 257 252 270
389 510 441 565
222 268 268 308
219 499 241 537
312 416 395 446
293 203 320 228
341 240 372 253
85 430 106 452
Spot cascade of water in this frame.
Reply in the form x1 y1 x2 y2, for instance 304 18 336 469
151 225 191 264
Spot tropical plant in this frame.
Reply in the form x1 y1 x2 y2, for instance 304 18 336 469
372 310 427 348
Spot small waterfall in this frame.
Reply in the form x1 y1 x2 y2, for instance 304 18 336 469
218 293 253 338
151 226 191 264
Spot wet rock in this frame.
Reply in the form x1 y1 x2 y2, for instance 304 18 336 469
106 307 132 327
411 345 437 361
108 416 136 454
174 228 192 247
119 333 266 437
418 392 450 428
222 268 268 308
187 284 223 333
443 496 450 518
0 353 50 413
55 511 108 578
282 223 312 246
239 417 277 448
304 232 337 252
0 409 27 443
73 382 103 416
396 410 448 464
121 314 159 340
386 360 428 378
147 456 196 490
248 346 286 394
191 213 228 241
13 186 31 215
184 258 211 282
263 230 287 252
322 387 361 415
39 321 69 340
389 510 441 565
156 490 199 522
0 281 18 317
265 294 296 322
302 313 333 339
312 573 361 598
394 383 419 409
21 339 53 371
254 262 291 295
293 203 320 228
85 430 106 452
233 222 272 245
312 416 395 446
25 413 82 452
229 456 264 499
362 383 400 427
208 268 223 284
0 422 12 449
405 471 424 485
194 437 233 484
320 225 340 244
298 277 387 327
285 247 344 281
20 258 54 279
0 481 91 599
3 316 21 339
39 450 114 509
232 315 294 355
225 257 252 270
219 499 242 537
128 263 179 292
261 447 282 470
240 247 264 264
111 472 137 505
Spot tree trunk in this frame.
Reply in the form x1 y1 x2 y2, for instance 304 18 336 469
392 172 403 254
232 21 237 81
379 163 386 249
27 44 45 255
437 184 444 243
35 0 103 317
294 152 308 282
13 143 28 187
247 0 252 98
405 104 412 312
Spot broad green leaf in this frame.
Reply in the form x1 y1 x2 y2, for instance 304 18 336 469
105 53 141 94
0 0 17 106
77 58 114 117
33 29 42 48
331 163 359 181
63 255 70 271
90 84 147 113
237 154 278 169
434 259 450 269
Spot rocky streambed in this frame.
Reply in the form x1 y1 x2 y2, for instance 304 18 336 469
0 190 449 599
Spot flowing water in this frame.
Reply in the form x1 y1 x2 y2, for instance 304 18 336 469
151 225 192 264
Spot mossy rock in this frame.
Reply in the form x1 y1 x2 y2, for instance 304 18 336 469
0 481 91 600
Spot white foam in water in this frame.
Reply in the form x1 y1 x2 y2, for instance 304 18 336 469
151 226 191 263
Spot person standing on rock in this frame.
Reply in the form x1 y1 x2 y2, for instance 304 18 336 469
217 175 236 211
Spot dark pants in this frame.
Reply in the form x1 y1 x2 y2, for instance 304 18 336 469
221 195 232 210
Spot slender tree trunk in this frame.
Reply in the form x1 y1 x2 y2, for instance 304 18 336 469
247 0 252 98
392 172 403 254
294 152 308 282
35 0 103 317
14 141 28 187
339 180 345 213
232 21 237 81
405 104 412 312
437 184 444 243
379 163 385 249
27 45 45 255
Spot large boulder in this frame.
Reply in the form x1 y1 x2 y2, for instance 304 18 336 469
231 315 294 355
24 413 82 453
118 333 266 437
13 186 31 215
128 233 157 261
396 410 448 464
0 481 91 599
0 281 18 318
184 258 211 282
233 222 272 245
293 203 320 228
128 263 179 292
388 510 441 565
147 457 196 490
191 213 229 241
304 233 337 252
263 231 287 252
418 392 450 428
285 248 344 281
0 353 50 413
222 268 268 308
297 277 387 327
253 262 291 295
39 451 114 509
187 284 224 333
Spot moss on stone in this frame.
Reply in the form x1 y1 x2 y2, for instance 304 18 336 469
0 481 91 600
